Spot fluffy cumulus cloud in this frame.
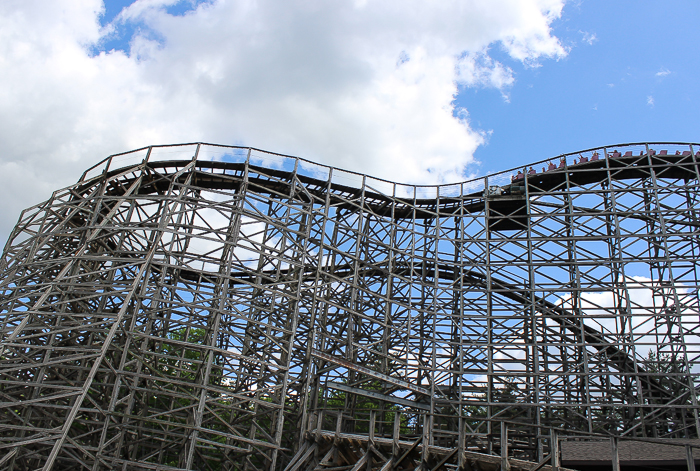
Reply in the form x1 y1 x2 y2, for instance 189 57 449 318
0 0 566 240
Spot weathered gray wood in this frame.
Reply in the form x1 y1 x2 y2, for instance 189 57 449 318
0 142 697 470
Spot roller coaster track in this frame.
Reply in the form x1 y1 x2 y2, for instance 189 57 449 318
1 142 698 471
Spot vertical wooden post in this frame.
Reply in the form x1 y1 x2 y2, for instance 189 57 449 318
550 429 560 471
393 412 401 458
501 423 510 471
367 410 376 471
309 412 317 435
458 417 465 470
421 413 430 471
335 412 343 438
333 412 343 464
315 410 324 441
686 445 696 471
610 437 620 471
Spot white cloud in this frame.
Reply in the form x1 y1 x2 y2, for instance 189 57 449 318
579 30 597 45
647 95 655 107
457 52 515 101
656 67 672 77
0 0 566 241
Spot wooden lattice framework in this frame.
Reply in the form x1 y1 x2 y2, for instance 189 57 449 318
1 142 699 470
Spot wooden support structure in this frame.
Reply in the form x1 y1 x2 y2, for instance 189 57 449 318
1 142 699 469
610 437 620 471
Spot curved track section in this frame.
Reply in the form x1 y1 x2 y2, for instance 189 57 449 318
1 143 700 470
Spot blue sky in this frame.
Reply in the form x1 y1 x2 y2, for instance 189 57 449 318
0 0 698 241
97 0 209 53
461 1 700 173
